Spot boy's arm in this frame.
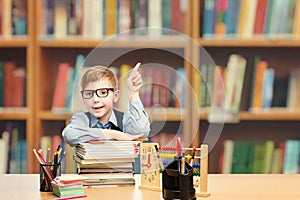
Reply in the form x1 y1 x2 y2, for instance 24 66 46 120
62 112 144 146
124 62 150 137
123 100 150 138
62 112 104 146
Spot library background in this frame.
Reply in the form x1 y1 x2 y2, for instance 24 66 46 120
0 0 300 175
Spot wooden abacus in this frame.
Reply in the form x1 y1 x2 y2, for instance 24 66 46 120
138 140 210 198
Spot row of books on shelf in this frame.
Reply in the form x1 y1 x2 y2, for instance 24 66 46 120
51 54 187 113
41 0 186 39
198 54 300 116
0 121 27 174
0 0 27 36
0 61 26 107
219 139 300 174
202 0 300 39
73 141 139 187
121 63 187 110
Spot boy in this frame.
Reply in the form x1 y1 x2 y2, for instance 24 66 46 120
62 63 150 146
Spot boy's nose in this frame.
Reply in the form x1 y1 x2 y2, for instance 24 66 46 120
92 93 101 102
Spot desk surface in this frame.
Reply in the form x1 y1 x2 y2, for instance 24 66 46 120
0 174 300 200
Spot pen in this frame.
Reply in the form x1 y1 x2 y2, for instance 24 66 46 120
46 148 50 164
33 148 54 180
53 152 58 177
58 151 65 164
181 151 185 174
56 145 61 152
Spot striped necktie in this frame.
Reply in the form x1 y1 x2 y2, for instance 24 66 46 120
98 121 111 129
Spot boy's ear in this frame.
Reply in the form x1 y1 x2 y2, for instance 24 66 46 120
113 90 120 103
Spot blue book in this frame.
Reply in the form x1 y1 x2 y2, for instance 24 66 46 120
283 140 300 174
65 67 74 111
203 0 215 38
224 0 241 36
262 68 275 108
176 67 186 108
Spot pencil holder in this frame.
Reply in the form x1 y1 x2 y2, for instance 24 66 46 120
162 157 196 200
39 163 61 192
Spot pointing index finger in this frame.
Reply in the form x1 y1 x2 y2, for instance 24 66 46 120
133 62 141 72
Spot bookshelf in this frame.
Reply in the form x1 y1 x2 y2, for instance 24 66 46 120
0 0 35 173
32 0 194 173
192 0 300 173
2 0 299 174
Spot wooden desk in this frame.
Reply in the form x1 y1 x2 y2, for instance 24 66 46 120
0 174 300 200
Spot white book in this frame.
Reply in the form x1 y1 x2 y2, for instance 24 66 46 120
119 0 131 34
243 0 258 38
148 0 162 38
222 140 234 174
54 0 67 38
0 131 9 174
82 1 93 38
90 0 103 39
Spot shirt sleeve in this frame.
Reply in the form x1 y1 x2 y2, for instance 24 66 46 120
123 100 150 137
62 112 105 146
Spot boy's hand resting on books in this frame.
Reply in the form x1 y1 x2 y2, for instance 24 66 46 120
127 62 143 101
102 129 144 141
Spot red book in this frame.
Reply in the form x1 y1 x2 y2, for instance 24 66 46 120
0 0 3 34
13 67 26 107
141 66 153 108
52 63 70 110
253 0 269 34
51 135 62 156
4 61 16 107
171 0 185 33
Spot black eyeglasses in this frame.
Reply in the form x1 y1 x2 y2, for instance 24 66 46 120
81 88 115 99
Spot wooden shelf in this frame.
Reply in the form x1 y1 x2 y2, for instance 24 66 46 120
200 109 300 121
0 108 30 120
196 38 300 47
38 111 72 121
38 35 188 48
0 37 29 47
146 108 185 121
38 108 185 122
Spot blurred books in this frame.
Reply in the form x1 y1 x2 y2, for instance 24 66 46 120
74 141 139 187
51 174 85 198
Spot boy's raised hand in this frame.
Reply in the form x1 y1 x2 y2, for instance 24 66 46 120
127 62 143 101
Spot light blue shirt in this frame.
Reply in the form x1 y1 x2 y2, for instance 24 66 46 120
62 100 150 146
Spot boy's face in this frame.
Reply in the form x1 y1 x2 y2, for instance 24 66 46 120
82 78 119 123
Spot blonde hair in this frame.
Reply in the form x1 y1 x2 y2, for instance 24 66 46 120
81 66 118 90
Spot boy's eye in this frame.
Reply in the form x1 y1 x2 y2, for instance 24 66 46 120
97 89 108 96
84 91 93 97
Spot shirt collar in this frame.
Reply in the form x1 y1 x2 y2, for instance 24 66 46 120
90 110 118 128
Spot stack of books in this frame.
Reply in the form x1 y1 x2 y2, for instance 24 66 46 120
51 174 86 198
74 141 139 187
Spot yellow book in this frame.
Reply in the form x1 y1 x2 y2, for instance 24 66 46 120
293 0 300 38
118 64 132 111
106 0 117 35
